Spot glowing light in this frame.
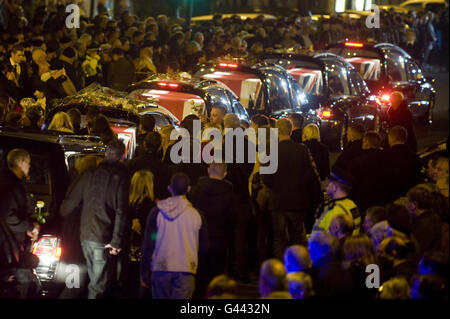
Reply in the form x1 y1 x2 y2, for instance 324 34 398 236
345 42 364 48
381 94 390 102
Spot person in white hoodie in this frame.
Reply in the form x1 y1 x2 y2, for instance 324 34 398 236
140 173 208 299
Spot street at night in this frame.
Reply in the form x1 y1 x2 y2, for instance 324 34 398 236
0 0 449 308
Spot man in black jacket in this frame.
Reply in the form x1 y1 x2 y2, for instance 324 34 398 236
106 48 135 91
385 125 422 201
60 140 130 299
223 114 256 281
0 148 40 299
386 91 417 153
0 148 38 245
407 186 442 255
135 114 155 158
347 131 392 213
189 162 234 295
261 118 322 260
333 123 365 172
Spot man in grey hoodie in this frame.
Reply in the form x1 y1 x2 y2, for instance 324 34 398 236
140 173 208 299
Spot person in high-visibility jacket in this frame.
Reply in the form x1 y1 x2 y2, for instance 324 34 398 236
313 171 361 236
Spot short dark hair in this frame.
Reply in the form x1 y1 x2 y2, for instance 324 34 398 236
348 123 365 139
363 131 382 149
407 185 432 210
366 206 387 224
288 113 304 128
62 47 76 58
67 108 82 126
106 139 125 160
111 47 124 56
11 45 24 54
211 103 227 115
251 114 270 127
170 173 190 196
144 131 162 153
386 203 413 235
389 125 408 144
140 114 155 132
7 148 30 169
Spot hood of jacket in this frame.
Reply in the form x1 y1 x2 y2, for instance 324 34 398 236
157 195 191 221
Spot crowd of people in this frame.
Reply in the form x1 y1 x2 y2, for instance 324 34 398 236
1 0 449 121
1 92 449 299
0 0 449 300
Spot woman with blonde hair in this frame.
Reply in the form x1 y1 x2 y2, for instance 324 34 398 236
129 170 156 261
302 123 330 181
48 111 75 133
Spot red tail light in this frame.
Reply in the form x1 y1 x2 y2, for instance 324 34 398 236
32 236 62 261
380 94 390 102
317 107 333 119
345 42 364 48
219 62 239 68
158 82 179 89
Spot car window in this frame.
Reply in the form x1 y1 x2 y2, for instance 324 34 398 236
203 86 233 113
288 77 309 109
326 63 351 97
0 147 52 194
406 60 423 81
385 54 408 82
261 69 292 112
144 112 170 129
348 69 370 96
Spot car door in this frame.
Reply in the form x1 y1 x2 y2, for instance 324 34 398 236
348 68 379 130
405 59 429 117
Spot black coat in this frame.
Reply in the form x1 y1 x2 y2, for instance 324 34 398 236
261 139 322 213
106 57 135 91
290 128 303 144
0 168 33 244
333 139 363 172
347 148 393 212
126 152 170 200
60 161 130 248
304 139 330 181
387 103 418 153
188 177 234 252
384 144 422 200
